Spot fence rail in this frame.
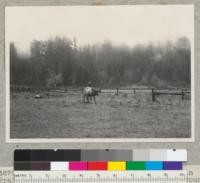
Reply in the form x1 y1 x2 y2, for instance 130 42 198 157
10 85 191 101
152 89 191 101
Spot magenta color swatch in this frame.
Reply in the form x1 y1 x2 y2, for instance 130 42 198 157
69 161 87 170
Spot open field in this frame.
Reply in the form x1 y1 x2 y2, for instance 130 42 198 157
10 90 191 138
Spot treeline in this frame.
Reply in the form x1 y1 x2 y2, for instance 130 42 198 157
10 36 191 89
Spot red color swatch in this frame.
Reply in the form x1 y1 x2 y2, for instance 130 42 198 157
88 162 107 170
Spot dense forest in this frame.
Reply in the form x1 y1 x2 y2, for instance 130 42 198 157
10 36 191 89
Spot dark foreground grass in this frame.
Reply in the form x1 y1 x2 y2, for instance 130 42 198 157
10 91 191 138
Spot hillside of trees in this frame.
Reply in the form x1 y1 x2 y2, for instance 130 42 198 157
10 36 191 89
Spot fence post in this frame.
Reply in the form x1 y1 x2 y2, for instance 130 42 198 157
116 88 119 96
181 89 184 100
133 88 136 94
152 88 155 102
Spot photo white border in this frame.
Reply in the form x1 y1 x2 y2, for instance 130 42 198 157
5 5 195 143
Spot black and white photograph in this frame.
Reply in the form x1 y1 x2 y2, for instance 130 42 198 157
6 5 194 140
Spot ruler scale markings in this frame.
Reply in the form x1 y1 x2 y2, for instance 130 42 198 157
13 171 187 182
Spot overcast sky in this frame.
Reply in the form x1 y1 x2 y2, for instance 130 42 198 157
6 5 194 54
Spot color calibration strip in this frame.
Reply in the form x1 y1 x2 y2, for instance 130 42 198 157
14 149 186 171
14 161 183 171
14 149 187 161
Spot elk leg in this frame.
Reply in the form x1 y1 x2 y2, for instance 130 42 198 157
93 96 96 104
83 94 86 103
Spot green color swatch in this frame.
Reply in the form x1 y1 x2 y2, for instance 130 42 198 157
126 161 146 170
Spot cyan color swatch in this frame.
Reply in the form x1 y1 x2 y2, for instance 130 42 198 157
146 161 163 170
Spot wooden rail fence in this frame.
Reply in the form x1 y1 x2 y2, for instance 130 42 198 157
112 88 191 101
11 85 191 101
152 89 191 101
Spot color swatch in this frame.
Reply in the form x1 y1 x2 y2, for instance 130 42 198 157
50 162 69 171
146 161 163 170
69 162 87 170
88 162 107 170
108 161 126 171
126 161 146 170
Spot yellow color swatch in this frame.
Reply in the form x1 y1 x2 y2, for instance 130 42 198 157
108 161 126 171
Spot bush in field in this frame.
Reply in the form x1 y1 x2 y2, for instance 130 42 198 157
150 74 167 88
141 73 150 86
46 70 63 89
